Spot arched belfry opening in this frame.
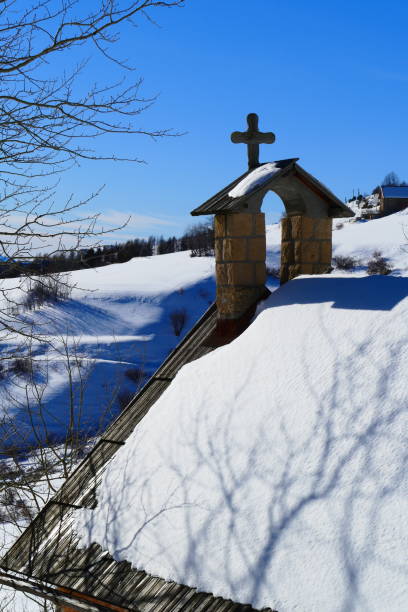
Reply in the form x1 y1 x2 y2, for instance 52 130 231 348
191 113 353 342
262 190 286 222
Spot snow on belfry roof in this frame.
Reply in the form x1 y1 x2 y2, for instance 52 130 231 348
191 158 353 218
78 273 408 612
228 162 281 198
382 185 408 198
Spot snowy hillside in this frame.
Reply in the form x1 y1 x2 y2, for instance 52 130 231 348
0 252 215 448
331 210 408 268
2 210 407 452
266 208 408 272
79 211 408 612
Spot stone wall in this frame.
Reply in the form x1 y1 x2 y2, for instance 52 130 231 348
215 212 333 319
280 215 332 284
214 212 266 319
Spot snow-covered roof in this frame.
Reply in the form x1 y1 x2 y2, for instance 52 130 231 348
5 211 408 611
78 272 408 612
191 159 354 218
228 162 281 198
382 185 408 198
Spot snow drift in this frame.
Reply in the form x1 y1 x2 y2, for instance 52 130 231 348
266 208 408 272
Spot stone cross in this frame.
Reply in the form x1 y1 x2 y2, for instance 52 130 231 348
231 113 275 170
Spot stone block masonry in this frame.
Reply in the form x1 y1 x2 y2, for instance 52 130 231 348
215 212 266 319
280 216 332 284
215 212 333 319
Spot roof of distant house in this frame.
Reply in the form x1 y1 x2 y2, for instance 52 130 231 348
382 185 408 198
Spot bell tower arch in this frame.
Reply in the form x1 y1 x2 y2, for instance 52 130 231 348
191 114 354 339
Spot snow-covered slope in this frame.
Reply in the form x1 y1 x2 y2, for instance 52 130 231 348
0 252 215 447
266 208 408 272
79 212 408 612
331 210 408 269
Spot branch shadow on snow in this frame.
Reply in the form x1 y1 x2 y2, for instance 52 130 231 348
79 302 408 612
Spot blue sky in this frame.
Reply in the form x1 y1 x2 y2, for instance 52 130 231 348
62 0 408 239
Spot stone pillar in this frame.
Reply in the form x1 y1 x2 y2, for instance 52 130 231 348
214 212 266 320
280 215 332 284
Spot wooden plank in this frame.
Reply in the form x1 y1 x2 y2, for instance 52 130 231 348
142 580 187 612
0 572 110 612
133 575 167 606
141 580 182 612
163 588 200 612
178 594 215 612
158 585 191 612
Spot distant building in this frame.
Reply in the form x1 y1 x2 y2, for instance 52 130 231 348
349 186 408 221
380 185 408 215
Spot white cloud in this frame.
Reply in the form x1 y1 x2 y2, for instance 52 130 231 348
95 209 179 233
0 208 182 256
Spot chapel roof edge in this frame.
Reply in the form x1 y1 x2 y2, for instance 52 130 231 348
190 159 354 218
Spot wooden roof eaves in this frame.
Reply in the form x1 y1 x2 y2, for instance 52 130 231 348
0 570 115 612
0 301 280 612
190 159 354 219
3 306 219 569
2 304 219 547
190 170 253 217
292 164 354 218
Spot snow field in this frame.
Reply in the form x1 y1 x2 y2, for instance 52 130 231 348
0 252 215 447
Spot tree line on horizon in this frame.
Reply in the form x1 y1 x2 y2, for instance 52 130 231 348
0 222 215 278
